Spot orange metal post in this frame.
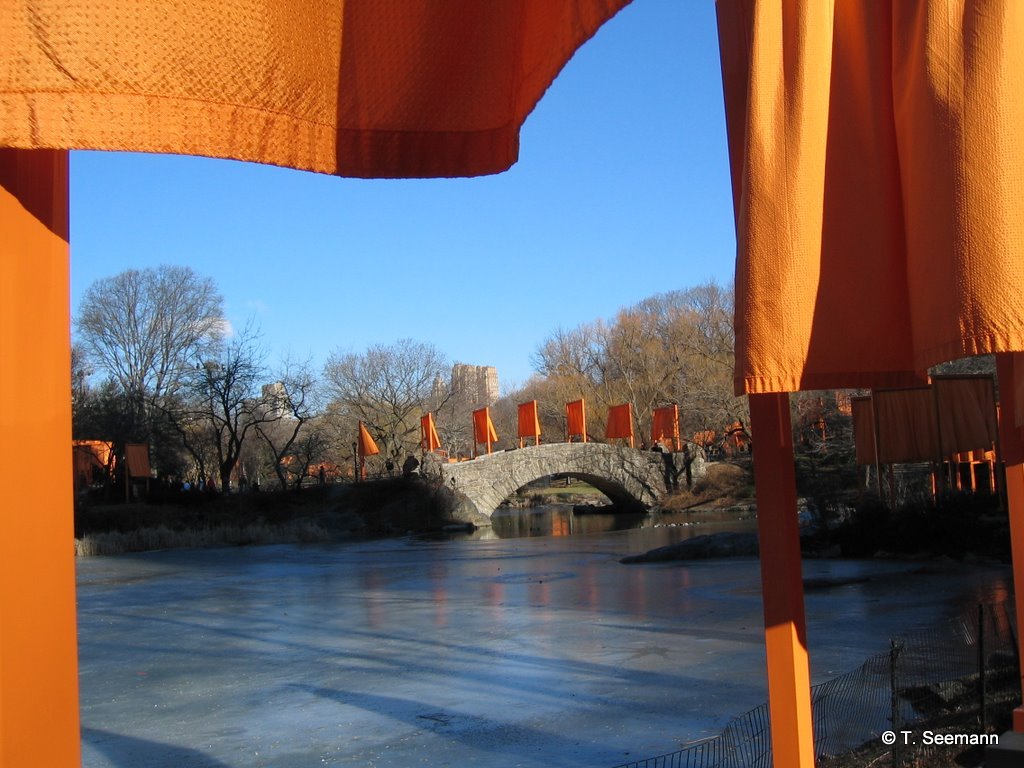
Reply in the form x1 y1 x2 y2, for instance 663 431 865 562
0 149 80 766
748 392 816 767
995 353 1024 732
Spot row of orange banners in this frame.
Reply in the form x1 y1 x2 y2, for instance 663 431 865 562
416 400 682 456
851 375 998 465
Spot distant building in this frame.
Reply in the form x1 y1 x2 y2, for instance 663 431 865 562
449 363 499 407
262 381 290 419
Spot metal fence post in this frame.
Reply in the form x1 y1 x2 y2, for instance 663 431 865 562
891 639 903 768
979 603 987 732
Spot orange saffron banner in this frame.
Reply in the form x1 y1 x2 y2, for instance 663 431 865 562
850 396 876 466
872 387 940 464
473 407 498 454
357 422 379 458
566 399 587 442
605 403 634 445
124 443 151 479
517 400 541 446
651 405 680 451
420 413 442 452
931 375 997 458
72 440 113 489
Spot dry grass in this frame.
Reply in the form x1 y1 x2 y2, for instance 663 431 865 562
660 460 755 512
75 520 334 557
74 478 458 556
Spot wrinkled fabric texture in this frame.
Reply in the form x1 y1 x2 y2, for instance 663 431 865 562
0 0 629 178
718 0 1024 394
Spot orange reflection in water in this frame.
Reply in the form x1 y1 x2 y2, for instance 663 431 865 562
430 562 448 628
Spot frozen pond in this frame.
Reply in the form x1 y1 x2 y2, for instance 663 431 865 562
77 521 1011 767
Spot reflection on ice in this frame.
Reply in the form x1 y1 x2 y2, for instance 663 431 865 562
77 524 1010 768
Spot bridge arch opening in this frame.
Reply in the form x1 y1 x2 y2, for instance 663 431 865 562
503 473 648 514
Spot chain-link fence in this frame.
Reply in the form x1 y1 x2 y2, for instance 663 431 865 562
613 601 1019 768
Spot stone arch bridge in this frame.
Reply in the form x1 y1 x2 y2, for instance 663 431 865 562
421 442 704 525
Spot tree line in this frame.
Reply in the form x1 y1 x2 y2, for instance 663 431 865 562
72 265 746 494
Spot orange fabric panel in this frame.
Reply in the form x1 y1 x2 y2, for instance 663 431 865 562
517 400 541 440
850 396 876 466
124 443 151 479
72 440 113 479
357 422 379 457
873 387 940 464
473 407 498 445
566 399 587 441
932 376 997 457
1013 352 1024 429
420 413 441 452
605 403 634 440
651 405 680 449
1 149 81 767
718 1 1024 394
1 1 630 179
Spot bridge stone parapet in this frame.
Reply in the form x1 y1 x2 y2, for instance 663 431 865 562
421 442 705 525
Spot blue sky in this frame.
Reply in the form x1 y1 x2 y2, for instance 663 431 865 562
69 0 736 392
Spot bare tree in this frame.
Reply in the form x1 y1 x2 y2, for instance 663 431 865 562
281 416 333 489
323 339 449 460
76 265 224 439
171 325 276 491
531 282 744 446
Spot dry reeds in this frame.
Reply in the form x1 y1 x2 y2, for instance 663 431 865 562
74 520 332 557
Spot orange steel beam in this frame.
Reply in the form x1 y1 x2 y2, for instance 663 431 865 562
0 149 80 766
749 392 816 767
995 353 1024 732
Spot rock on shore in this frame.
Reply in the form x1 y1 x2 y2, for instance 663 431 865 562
620 531 760 563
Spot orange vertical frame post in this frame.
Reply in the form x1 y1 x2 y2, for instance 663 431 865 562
748 392 815 767
995 353 1024 731
0 149 81 766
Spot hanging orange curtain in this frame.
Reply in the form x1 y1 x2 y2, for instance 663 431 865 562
72 440 113 471
651 405 680 451
124 443 151 479
357 422 379 458
717 0 1024 395
72 441 112 489
565 399 587 442
0 1 631 179
850 396 876 466
420 413 442 453
472 407 498 455
872 387 940 464
932 375 998 458
517 400 541 447
605 403 634 445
